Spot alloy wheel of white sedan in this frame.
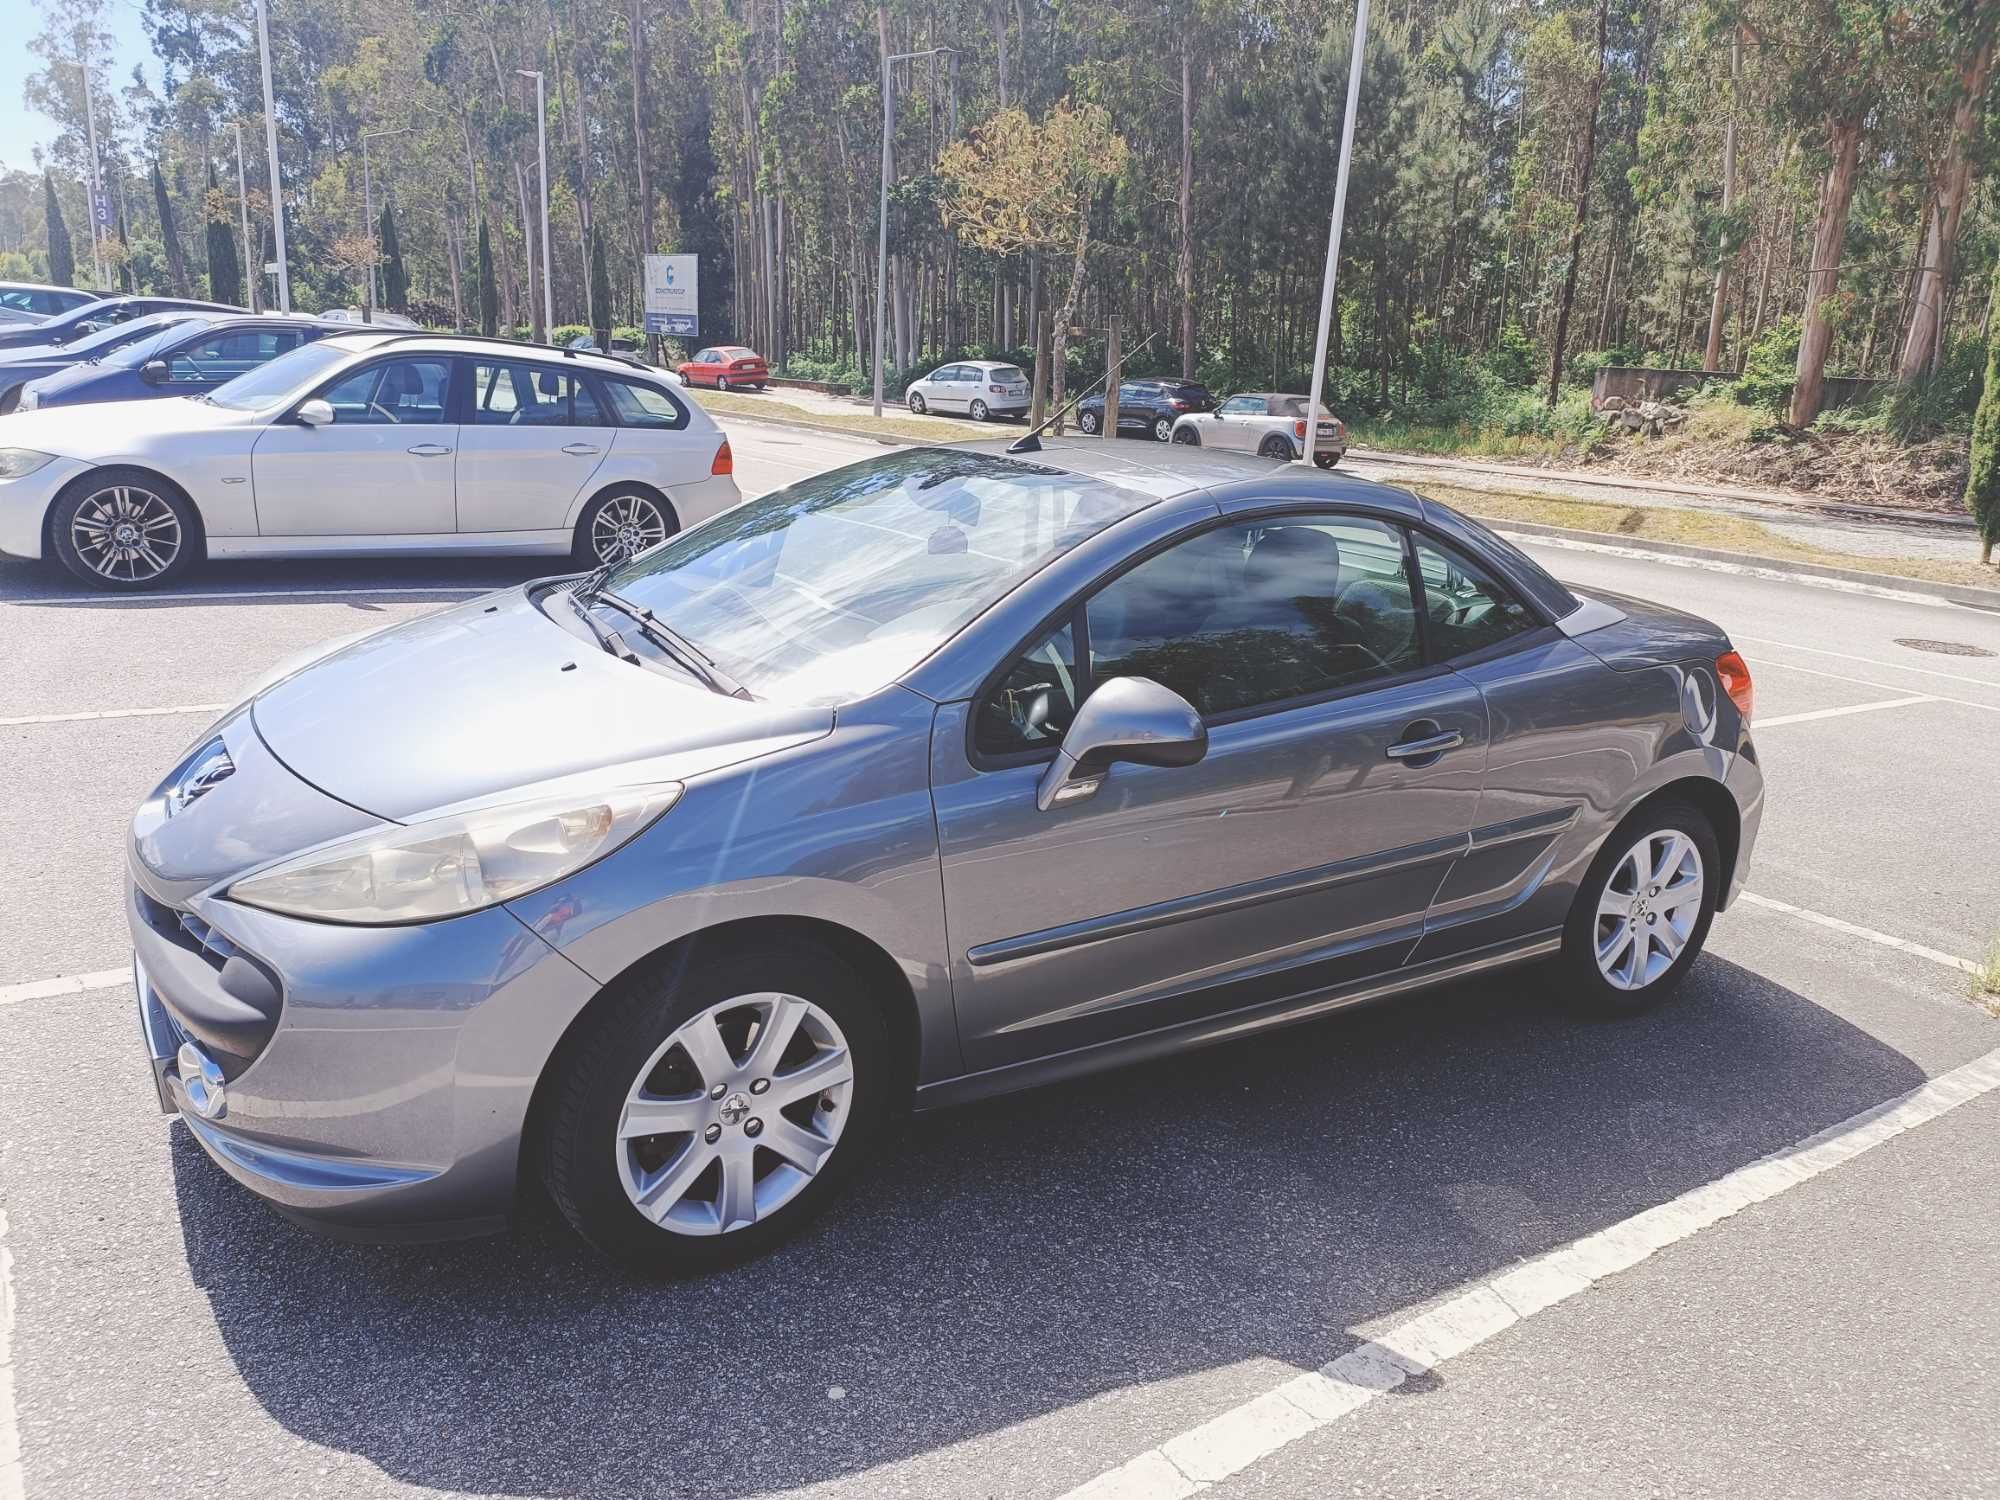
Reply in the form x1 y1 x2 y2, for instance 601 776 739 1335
70 483 185 583
588 492 673 564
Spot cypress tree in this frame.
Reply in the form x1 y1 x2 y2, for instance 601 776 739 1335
152 162 190 295
205 162 241 306
476 216 498 336
590 233 612 346
1968 258 2000 567
379 204 409 312
44 174 74 287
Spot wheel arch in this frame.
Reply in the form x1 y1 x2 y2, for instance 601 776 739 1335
517 913 924 1200
566 475 682 536
44 462 209 561
1604 775 1742 903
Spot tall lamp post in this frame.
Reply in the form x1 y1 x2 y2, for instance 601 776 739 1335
1300 0 1371 466
518 68 555 337
254 0 290 312
360 126 411 322
872 43 957 418
76 31 107 290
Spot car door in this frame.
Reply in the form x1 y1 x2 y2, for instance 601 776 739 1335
1211 394 1264 450
930 510 1489 1070
939 365 974 411
453 357 612 534
250 353 458 536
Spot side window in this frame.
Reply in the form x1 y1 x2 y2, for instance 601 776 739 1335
1086 516 1421 717
1220 396 1262 416
1411 535 1539 660
602 378 688 430
472 361 603 426
319 357 450 424
975 621 1079 757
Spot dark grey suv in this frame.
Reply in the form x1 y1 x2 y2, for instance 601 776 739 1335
128 441 1762 1273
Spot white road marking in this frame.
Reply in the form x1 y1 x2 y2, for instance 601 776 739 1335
1751 695 1934 728
0 704 223 728
1505 530 1976 611
1063 1042 2000 1500
1734 634 2000 690
1748 657 2000 715
0 969 130 1008
1736 892 1981 977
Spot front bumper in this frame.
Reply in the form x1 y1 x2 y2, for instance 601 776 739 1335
0 455 88 561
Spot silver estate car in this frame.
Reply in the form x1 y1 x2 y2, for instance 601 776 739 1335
129 442 1763 1273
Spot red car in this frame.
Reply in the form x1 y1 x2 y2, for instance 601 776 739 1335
676 345 769 391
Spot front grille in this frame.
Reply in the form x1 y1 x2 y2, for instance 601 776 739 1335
136 887 229 975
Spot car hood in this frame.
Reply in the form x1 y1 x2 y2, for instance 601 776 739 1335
21 360 117 402
1 394 247 457
249 587 834 821
0 352 74 384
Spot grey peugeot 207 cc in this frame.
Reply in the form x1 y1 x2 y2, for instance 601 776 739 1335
129 440 1763 1273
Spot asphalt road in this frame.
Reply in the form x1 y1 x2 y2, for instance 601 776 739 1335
1 418 1996 1500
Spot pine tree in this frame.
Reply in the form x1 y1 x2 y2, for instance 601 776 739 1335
476 216 498 336
205 162 241 306
1968 259 2000 566
43 174 74 287
590 234 613 345
379 204 409 312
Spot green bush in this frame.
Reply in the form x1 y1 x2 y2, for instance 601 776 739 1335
1484 323 1538 388
1731 317 1800 415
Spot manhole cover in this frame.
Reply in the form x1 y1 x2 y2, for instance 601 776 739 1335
1894 637 1995 658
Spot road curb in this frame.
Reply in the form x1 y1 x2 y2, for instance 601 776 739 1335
1487 517 2000 610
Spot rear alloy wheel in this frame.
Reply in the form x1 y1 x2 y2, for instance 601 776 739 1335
543 938 888 1274
716 375 731 392
1558 801 1719 1016
1259 435 1294 461
1079 410 1101 435
1152 416 1173 442
970 399 991 422
907 392 927 414
577 490 676 566
51 471 198 589
1172 426 1200 446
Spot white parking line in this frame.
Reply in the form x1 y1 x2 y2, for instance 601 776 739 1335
1734 635 2000 690
0 704 224 728
1736 892 1981 977
0 969 129 1008
1751 695 1934 728
0 1209 18 1500
1064 1042 2000 1500
1749 658 2000 715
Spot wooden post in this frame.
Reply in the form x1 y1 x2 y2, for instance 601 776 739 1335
1030 309 1052 429
1102 314 1120 439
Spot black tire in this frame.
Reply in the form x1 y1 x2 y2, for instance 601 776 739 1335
1315 451 1340 469
1258 435 1294 461
0 382 21 416
572 487 680 567
1172 426 1200 446
970 399 990 422
542 936 892 1275
49 467 202 590
1079 410 1100 435
907 391 927 414
1152 415 1173 441
1556 799 1721 1017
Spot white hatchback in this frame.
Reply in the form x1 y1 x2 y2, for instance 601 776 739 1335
905 359 1031 421
0 333 741 589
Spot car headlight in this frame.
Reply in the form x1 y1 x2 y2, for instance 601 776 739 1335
0 448 55 479
228 784 682 924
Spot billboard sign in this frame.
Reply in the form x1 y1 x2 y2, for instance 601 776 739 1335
643 254 698 337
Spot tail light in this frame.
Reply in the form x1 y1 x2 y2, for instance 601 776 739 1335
1715 650 1753 723
1169 398 1188 409
989 385 1006 393
1294 419 1308 439
711 438 734 476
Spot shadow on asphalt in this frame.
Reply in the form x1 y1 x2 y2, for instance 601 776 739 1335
0 555 553 604
170 956 1920 1497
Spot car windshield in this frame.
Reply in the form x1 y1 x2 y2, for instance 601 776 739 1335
603 449 1154 705
104 321 213 370
207 341 353 410
59 314 190 359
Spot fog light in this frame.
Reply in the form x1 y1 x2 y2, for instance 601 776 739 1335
177 1040 226 1119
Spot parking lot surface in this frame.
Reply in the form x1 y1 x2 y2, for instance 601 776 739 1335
2 419 1996 1499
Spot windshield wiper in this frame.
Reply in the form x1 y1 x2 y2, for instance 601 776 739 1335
571 556 617 606
591 589 752 699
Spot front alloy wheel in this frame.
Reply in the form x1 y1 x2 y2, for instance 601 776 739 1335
51 471 197 589
907 391 927 414
1079 410 1100 435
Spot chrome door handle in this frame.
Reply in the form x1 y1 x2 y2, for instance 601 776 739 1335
407 443 453 457
561 443 601 456
1386 730 1463 760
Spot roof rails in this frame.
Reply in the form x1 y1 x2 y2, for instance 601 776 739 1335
349 329 658 373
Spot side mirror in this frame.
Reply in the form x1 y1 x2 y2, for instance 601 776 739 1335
294 398 335 428
1036 675 1207 812
140 359 170 385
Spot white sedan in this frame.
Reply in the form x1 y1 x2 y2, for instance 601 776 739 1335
1169 391 1347 468
0 332 741 589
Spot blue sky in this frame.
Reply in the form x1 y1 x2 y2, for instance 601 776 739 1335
1 0 158 174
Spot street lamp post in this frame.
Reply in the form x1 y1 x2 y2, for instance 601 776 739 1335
77 33 106 290
254 0 290 312
518 68 555 338
1300 0 1371 467
873 44 956 418
360 127 412 323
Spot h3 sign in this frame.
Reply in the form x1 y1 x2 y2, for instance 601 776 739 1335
643 254 698 337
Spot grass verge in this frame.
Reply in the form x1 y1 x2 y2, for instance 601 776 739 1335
689 387 984 445
1412 482 2000 592
1976 939 2000 1017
